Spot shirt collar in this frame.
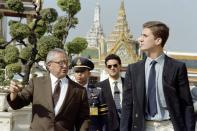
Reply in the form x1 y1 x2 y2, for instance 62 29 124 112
50 73 67 84
109 76 121 85
83 83 88 88
146 53 165 65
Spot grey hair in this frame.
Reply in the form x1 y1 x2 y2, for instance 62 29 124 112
46 48 67 64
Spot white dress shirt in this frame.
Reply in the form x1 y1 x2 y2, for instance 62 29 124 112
50 74 68 115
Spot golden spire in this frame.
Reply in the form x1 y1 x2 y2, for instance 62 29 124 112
118 0 126 17
107 0 132 52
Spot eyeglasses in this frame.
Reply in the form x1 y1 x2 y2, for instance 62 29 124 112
107 64 118 69
52 60 68 67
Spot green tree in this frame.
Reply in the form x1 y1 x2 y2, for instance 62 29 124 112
4 45 19 64
37 35 63 60
65 37 88 58
0 49 5 68
6 63 22 79
0 69 6 86
0 36 5 45
6 0 24 13
0 0 81 84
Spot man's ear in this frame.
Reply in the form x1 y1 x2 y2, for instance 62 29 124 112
156 38 162 46
45 62 50 71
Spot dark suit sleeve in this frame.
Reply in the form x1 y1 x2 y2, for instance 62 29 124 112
76 88 90 131
178 63 195 131
120 65 133 131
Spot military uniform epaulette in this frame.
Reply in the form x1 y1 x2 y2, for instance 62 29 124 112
98 104 108 115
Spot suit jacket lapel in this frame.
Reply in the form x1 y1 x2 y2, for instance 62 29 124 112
42 75 54 112
135 60 146 110
104 79 117 111
163 55 174 82
56 77 76 116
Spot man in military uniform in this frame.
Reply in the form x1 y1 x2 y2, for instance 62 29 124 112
71 57 107 131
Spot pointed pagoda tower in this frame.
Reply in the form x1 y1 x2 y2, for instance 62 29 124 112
85 1 106 60
86 1 105 48
106 0 139 65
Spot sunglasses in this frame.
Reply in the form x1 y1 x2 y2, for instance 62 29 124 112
107 64 118 69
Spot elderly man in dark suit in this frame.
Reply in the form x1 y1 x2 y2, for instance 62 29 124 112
7 48 90 131
120 21 195 131
96 54 124 131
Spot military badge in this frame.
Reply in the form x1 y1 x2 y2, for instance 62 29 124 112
90 106 98 116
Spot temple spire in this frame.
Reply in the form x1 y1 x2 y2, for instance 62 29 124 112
94 0 100 26
119 0 126 17
107 0 132 52
86 0 104 48
106 0 139 65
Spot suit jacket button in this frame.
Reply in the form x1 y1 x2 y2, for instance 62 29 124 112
135 113 138 118
134 125 137 128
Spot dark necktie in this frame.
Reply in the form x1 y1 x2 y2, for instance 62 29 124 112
147 60 157 117
53 80 61 108
114 81 121 110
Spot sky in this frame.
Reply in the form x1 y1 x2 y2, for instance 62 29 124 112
44 0 197 53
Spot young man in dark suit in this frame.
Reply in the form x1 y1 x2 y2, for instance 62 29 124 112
7 48 90 131
96 54 124 131
120 21 195 131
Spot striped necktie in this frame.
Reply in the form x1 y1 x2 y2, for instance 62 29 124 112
113 81 121 110
53 80 61 108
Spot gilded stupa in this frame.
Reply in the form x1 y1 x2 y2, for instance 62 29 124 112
106 0 139 66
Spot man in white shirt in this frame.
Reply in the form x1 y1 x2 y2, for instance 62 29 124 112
96 54 124 131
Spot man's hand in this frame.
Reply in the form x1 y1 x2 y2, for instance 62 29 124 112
9 80 23 101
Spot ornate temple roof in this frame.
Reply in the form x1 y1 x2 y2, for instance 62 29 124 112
106 0 139 65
